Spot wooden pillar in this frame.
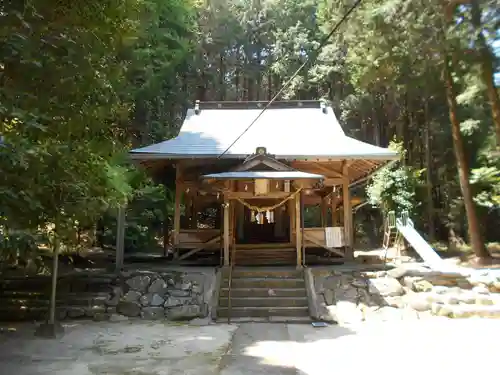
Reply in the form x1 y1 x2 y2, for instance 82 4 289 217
236 201 244 242
115 205 126 271
274 206 283 238
185 193 192 229
289 198 295 243
163 184 170 257
295 193 302 268
191 192 199 230
321 197 327 227
173 166 182 259
342 162 353 258
223 195 230 266
331 189 338 226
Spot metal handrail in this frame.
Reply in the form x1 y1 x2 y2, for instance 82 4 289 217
227 232 237 324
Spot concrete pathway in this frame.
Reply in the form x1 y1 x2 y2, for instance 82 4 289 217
1 319 499 374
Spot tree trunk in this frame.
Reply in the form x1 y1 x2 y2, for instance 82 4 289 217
219 53 225 101
443 54 490 260
471 0 500 147
424 99 435 242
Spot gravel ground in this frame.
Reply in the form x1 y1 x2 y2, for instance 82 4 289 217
0 319 498 375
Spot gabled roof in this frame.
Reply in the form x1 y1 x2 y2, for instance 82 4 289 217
130 100 398 161
232 150 294 172
202 171 324 180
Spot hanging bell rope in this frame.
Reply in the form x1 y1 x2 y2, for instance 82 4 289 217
236 188 302 213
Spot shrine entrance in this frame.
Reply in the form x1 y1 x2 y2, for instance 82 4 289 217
235 202 291 244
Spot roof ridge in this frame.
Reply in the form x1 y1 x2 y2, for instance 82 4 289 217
193 100 327 110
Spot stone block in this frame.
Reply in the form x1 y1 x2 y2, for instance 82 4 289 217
126 275 151 292
92 312 110 321
117 301 141 317
84 305 106 317
123 290 142 303
141 307 165 320
475 295 495 305
323 276 341 290
164 296 193 307
384 296 405 308
165 304 202 321
148 279 168 295
106 306 117 314
368 277 404 297
168 289 190 298
431 303 453 317
140 293 165 307
411 280 433 293
351 278 368 288
323 289 335 305
109 313 129 322
67 307 85 318
105 287 122 306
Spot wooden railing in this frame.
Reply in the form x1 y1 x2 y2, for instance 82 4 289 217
227 239 236 324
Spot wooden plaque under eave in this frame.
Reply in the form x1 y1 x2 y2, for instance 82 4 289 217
254 179 270 196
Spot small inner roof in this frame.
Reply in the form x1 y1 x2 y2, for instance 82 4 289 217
202 171 325 180
130 100 398 161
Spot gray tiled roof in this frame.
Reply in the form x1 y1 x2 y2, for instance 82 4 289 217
130 101 398 161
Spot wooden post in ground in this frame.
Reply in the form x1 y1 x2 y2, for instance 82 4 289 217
223 195 230 266
173 164 182 259
342 162 353 259
295 193 302 268
115 205 126 271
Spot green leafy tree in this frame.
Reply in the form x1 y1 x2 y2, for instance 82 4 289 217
367 141 423 217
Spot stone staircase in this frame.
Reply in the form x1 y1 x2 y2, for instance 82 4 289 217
216 267 311 323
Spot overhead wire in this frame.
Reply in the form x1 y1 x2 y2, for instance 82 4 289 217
217 0 364 159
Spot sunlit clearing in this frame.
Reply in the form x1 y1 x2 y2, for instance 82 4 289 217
244 340 300 368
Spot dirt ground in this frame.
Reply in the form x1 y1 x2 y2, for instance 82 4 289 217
1 319 499 375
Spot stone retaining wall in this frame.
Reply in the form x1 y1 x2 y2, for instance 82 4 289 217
0 268 217 322
310 265 500 323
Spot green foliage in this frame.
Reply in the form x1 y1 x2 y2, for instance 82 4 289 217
367 141 423 216
1 0 500 262
471 166 500 208
0 230 47 267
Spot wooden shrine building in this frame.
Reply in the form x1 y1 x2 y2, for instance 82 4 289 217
130 100 397 267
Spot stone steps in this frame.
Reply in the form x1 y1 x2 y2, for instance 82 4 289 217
216 316 312 324
218 296 308 307
233 248 296 266
221 277 305 289
217 306 310 318
217 267 311 322
224 268 303 279
0 293 110 306
219 287 306 298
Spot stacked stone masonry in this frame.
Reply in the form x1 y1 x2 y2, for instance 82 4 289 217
312 265 500 323
0 269 215 322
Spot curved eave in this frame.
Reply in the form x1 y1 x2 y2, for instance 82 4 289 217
129 151 399 161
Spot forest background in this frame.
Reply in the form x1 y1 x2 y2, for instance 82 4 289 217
1 0 499 269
